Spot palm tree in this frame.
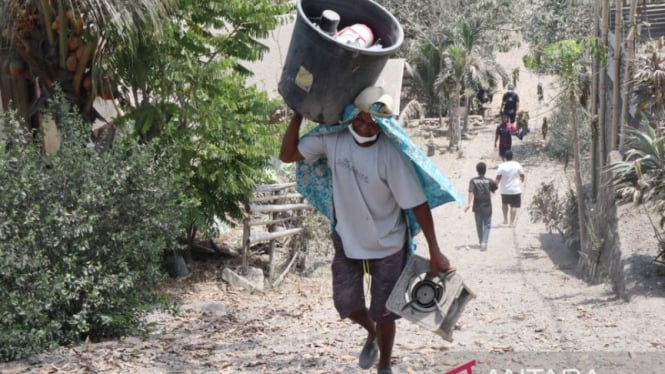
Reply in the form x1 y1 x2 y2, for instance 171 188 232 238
632 51 665 128
439 31 506 148
456 20 505 136
436 45 465 149
409 42 469 149
407 41 447 118
0 0 173 129
409 19 505 150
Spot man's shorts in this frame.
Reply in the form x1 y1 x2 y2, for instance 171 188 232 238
501 193 522 208
499 146 510 159
503 109 517 123
330 231 405 324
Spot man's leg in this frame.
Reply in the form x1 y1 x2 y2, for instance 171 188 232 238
502 203 509 224
368 248 405 373
481 213 492 248
349 309 376 337
376 320 396 370
510 207 519 226
510 194 522 227
331 232 378 369
474 212 484 244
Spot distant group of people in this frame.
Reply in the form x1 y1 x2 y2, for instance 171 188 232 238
464 83 527 250
496 83 529 150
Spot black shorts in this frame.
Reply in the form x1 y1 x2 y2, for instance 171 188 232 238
501 193 521 208
499 146 510 158
503 109 517 122
330 231 405 323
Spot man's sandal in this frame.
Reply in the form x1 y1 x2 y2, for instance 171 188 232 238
359 336 378 369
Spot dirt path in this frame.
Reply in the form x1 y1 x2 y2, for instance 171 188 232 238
4 44 665 374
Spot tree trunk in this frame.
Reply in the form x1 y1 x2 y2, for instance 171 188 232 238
0 68 9 110
610 0 623 150
591 0 601 199
599 0 609 167
448 87 461 150
462 95 470 135
570 92 588 253
619 0 637 149
0 72 36 129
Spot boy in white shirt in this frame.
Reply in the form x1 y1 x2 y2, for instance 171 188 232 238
495 150 525 227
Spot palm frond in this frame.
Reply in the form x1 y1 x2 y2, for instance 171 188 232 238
608 126 665 214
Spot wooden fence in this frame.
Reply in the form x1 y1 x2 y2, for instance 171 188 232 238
241 182 313 287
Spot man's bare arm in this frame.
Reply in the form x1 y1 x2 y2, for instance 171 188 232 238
464 192 474 212
279 113 306 163
412 202 453 274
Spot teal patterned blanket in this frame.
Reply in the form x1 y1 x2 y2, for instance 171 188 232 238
295 104 464 250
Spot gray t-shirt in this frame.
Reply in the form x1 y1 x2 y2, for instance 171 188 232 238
298 130 426 259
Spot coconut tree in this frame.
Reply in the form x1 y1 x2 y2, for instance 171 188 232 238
408 41 469 148
407 40 447 118
435 45 466 149
409 18 506 150
454 19 506 135
0 0 173 129
437 46 505 148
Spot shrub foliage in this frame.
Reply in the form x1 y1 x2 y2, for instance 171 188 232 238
0 95 190 361
529 181 580 251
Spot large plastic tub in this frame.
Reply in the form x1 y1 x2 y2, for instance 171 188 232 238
278 0 403 124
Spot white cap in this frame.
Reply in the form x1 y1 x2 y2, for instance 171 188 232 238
353 86 395 117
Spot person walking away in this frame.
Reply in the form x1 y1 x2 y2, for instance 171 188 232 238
500 83 520 124
495 150 525 227
279 86 456 374
476 89 493 104
464 162 498 251
494 114 513 161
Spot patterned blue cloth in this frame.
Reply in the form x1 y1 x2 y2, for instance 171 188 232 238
295 104 465 250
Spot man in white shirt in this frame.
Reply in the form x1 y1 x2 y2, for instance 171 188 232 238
495 150 525 227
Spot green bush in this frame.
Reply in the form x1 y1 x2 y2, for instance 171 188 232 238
0 95 190 361
544 103 592 175
529 181 580 251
